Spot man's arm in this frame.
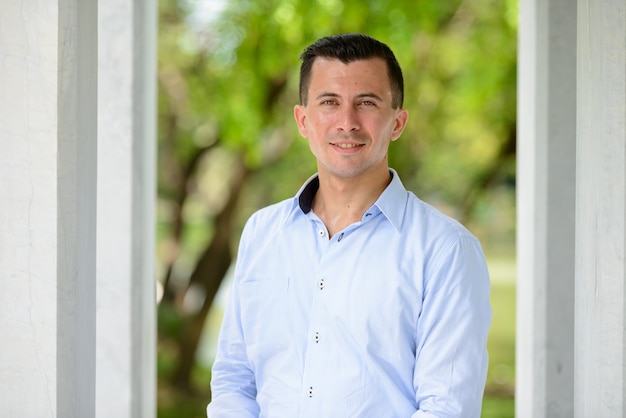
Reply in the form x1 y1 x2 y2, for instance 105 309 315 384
412 234 492 418
206 275 260 418
207 219 260 418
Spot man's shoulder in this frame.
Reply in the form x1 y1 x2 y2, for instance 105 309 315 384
245 197 298 230
405 192 475 241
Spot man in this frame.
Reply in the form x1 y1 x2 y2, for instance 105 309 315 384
207 33 491 417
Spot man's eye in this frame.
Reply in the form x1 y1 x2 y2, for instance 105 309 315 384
360 100 375 106
321 99 337 105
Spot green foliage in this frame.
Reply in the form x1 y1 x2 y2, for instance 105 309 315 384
158 0 517 208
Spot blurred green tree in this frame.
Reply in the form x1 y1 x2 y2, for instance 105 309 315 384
157 0 517 396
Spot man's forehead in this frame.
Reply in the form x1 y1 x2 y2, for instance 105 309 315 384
308 57 391 94
309 57 388 82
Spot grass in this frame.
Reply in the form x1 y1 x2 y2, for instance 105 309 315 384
482 254 516 417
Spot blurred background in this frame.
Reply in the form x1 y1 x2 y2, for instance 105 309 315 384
155 0 517 416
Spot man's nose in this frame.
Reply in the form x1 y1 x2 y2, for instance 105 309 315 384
337 106 360 132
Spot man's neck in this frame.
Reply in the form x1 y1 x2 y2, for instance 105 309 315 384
312 168 391 238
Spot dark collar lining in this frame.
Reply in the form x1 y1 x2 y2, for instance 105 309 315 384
298 176 319 213
297 171 395 214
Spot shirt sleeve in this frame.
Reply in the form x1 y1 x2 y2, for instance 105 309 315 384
207 222 260 418
411 234 492 418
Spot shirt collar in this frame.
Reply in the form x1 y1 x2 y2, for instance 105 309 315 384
295 168 408 232
374 168 408 232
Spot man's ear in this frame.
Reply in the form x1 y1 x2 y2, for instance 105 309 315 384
294 105 309 138
390 108 409 141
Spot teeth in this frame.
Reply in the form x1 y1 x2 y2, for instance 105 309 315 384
336 143 359 149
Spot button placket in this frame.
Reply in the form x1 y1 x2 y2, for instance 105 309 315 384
303 233 333 407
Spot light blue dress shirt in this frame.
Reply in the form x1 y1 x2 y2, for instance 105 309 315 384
208 169 492 418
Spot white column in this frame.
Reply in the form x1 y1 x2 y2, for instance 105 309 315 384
0 0 99 416
0 0 156 416
575 0 626 415
96 0 156 417
57 0 99 416
516 0 577 416
0 2 66 416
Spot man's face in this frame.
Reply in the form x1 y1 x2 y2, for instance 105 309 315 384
294 57 408 181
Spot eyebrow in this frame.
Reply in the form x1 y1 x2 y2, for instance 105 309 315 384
314 92 385 102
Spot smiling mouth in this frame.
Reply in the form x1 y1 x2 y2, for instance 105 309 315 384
333 143 363 149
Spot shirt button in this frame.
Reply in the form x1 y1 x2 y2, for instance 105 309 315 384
314 332 320 343
318 230 325 237
308 387 314 398
337 232 344 242
319 279 325 289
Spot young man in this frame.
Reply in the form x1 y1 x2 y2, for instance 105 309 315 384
207 33 491 417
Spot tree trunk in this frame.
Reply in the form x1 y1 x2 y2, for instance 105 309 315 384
172 156 249 391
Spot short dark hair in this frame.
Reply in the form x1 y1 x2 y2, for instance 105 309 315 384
299 33 404 109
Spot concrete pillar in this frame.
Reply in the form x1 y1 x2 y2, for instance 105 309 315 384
0 1 97 416
516 0 577 416
57 0 99 416
575 0 626 415
1 2 67 416
0 0 156 416
97 0 156 417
